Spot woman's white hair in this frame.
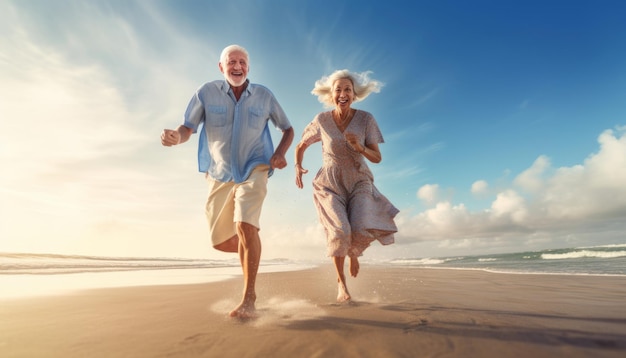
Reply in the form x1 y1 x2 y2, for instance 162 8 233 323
220 44 249 64
311 69 383 107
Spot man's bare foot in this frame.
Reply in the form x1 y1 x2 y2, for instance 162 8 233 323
337 281 351 302
229 297 257 319
350 257 359 277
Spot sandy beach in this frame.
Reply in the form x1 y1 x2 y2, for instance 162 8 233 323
1 266 625 357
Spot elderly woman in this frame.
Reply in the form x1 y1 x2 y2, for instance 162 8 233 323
295 69 399 302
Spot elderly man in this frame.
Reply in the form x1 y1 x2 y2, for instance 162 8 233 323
161 44 294 318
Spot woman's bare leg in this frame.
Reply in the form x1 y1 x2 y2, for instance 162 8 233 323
349 256 360 277
333 256 351 302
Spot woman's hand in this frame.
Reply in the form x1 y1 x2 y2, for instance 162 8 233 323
295 164 309 189
344 132 364 153
345 132 382 163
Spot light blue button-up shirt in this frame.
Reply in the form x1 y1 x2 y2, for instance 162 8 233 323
183 80 292 183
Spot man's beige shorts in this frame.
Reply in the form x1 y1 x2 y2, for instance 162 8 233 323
205 164 269 246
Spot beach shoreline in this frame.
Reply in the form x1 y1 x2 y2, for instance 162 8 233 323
0 262 317 301
1 266 625 357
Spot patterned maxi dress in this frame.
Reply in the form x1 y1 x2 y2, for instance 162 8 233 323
300 110 399 257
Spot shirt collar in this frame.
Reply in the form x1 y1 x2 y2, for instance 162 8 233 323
220 79 252 95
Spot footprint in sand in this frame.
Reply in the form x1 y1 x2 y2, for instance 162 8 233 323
210 297 326 327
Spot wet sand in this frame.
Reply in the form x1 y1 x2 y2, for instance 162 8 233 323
1 266 625 357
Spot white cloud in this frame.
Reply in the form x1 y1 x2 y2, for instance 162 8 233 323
514 155 550 193
490 189 527 223
397 127 626 250
471 180 488 194
425 202 472 230
542 128 626 219
417 184 439 204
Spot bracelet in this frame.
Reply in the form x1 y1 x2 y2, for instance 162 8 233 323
360 147 366 154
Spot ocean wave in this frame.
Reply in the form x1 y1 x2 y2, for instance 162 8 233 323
390 258 447 265
541 250 626 260
0 252 241 275
385 244 626 276
577 243 626 249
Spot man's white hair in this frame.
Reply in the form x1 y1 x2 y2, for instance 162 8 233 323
311 69 383 108
220 44 249 64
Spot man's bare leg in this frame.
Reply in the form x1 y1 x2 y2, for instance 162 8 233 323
333 256 351 302
213 235 239 253
229 222 261 318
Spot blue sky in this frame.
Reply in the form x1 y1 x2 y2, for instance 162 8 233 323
1 0 625 261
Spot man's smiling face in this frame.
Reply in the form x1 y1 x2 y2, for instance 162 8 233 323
219 50 249 88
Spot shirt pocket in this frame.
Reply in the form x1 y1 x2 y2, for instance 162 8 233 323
207 105 227 127
248 107 267 129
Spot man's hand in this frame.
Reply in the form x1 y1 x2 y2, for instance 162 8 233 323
161 129 181 146
269 153 288 169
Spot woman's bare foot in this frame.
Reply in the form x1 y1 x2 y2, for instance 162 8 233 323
229 295 257 319
350 257 360 277
337 280 351 302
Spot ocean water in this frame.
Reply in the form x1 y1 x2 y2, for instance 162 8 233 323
2 244 625 299
0 253 312 299
1 253 240 275
389 244 626 276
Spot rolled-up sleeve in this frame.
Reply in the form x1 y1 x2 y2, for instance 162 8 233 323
183 91 205 133
269 95 292 131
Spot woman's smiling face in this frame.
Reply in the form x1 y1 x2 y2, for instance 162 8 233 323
333 78 355 110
